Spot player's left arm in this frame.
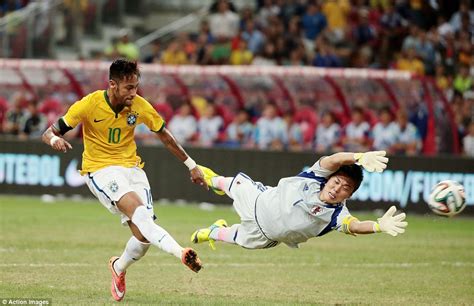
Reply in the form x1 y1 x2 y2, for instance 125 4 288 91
341 206 408 236
156 127 207 190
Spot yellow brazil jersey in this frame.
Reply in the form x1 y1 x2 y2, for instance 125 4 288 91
62 90 164 174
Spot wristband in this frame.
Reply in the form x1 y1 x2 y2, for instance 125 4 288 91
184 157 197 170
373 222 381 233
50 135 60 146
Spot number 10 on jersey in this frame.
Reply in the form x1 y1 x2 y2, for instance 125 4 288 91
108 128 121 143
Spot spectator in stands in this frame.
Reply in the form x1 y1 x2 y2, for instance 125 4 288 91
371 107 397 152
402 24 420 53
435 63 450 93
229 39 253 65
209 0 239 41
116 29 140 60
353 8 377 47
416 30 436 75
315 111 341 153
322 0 351 44
396 47 424 75
198 19 215 44
285 46 307 66
168 104 197 145
3 93 27 135
197 104 224 147
341 106 370 152
463 121 474 157
457 32 471 66
312 37 342 67
283 16 305 55
20 102 47 140
391 109 421 155
143 40 162 64
195 33 214 65
407 101 428 141
453 65 473 94
252 104 286 150
301 2 327 46
242 19 265 55
257 0 280 28
379 3 408 67
225 109 254 148
283 111 303 151
449 1 474 33
252 41 277 66
161 40 188 65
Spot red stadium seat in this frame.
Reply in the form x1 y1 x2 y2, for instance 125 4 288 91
294 106 318 144
0 97 8 133
153 103 174 123
215 104 235 128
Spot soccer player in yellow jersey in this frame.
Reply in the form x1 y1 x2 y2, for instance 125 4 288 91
42 59 205 302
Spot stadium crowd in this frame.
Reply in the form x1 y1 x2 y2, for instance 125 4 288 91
0 0 473 156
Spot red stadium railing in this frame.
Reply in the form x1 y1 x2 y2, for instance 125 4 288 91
0 59 459 154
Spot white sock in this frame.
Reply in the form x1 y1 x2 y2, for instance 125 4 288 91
209 224 239 244
114 236 150 274
131 206 183 259
211 176 234 198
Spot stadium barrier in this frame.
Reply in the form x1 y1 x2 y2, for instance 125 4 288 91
0 59 460 154
1 139 473 215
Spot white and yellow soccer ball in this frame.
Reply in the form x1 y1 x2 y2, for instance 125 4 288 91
427 180 466 217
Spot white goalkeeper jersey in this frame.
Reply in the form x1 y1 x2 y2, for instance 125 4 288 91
255 158 352 248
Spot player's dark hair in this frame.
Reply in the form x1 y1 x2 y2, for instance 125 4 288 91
334 164 363 193
109 59 140 82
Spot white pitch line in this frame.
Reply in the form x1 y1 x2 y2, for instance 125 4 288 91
1 262 473 268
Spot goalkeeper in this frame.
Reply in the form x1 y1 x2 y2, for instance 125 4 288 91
192 151 408 250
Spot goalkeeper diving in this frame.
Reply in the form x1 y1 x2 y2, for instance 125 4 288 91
192 151 408 250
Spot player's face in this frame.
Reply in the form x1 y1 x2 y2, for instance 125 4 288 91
320 174 355 204
111 75 139 106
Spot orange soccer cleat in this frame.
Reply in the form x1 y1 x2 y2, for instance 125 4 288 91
108 256 126 301
181 248 202 273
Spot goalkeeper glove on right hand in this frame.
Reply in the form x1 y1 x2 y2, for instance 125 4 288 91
374 206 408 236
354 151 389 172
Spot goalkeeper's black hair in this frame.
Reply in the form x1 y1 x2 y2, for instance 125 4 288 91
109 59 140 82
333 164 363 193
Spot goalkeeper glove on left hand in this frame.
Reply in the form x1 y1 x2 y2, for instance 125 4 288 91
354 151 389 172
374 206 408 236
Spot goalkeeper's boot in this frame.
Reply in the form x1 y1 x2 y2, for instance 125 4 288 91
198 165 225 195
181 248 202 273
108 256 126 302
191 219 228 250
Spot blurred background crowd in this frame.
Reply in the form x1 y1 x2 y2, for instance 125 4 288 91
0 0 473 156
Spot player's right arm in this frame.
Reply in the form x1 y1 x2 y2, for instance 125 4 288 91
42 124 73 153
42 95 89 153
319 151 388 173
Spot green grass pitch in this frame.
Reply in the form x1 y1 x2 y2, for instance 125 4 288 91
1 195 473 305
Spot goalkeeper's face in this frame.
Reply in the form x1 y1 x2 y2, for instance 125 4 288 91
320 174 355 204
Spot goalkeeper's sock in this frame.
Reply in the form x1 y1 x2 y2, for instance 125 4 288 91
211 176 234 198
131 206 183 259
114 236 150 274
209 224 239 244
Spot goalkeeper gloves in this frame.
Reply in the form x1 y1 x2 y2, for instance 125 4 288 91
374 206 408 236
354 151 389 173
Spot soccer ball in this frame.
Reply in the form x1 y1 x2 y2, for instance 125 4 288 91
427 180 466 217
